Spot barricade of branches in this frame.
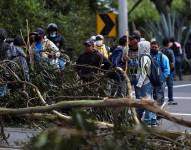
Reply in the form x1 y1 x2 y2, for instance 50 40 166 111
1 60 191 149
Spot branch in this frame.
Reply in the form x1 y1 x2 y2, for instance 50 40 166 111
1 98 191 128
128 0 143 15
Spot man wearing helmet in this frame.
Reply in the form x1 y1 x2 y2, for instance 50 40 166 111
47 23 65 50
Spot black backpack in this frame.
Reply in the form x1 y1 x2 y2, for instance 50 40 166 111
139 54 163 86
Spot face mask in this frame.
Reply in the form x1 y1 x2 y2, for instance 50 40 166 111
96 40 103 46
150 49 158 55
50 32 57 38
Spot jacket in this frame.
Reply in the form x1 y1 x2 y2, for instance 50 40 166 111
136 41 151 88
47 34 65 50
7 46 30 81
95 44 109 59
185 39 191 59
162 48 175 73
32 37 59 60
111 46 125 69
151 52 170 81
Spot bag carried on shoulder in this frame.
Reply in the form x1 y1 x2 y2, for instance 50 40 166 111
140 54 163 86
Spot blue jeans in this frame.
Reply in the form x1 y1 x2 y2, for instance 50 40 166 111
153 82 165 106
166 75 174 101
135 83 157 124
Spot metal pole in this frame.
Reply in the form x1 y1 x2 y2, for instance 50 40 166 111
118 0 128 38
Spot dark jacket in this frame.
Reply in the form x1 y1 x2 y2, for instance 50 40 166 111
76 50 111 81
0 41 10 60
185 39 191 59
111 46 125 69
47 34 64 50
7 46 29 81
162 48 175 73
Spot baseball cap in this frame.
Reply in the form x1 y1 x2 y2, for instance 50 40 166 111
96 34 104 41
35 28 45 36
84 39 94 46
129 32 141 40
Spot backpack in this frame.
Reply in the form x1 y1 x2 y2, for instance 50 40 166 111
140 54 163 86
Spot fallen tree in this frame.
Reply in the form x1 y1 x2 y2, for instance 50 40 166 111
1 98 191 128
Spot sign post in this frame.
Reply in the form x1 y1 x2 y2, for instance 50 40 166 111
118 0 128 38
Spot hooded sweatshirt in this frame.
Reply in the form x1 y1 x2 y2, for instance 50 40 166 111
136 41 151 88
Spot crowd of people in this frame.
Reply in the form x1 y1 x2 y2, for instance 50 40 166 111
0 23 190 127
0 23 65 95
76 31 187 127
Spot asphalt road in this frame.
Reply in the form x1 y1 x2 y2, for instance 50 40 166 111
160 80 191 132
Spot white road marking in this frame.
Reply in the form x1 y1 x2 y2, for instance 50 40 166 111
165 97 191 100
171 84 191 88
170 113 191 116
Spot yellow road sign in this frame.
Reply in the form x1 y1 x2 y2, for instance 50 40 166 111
97 13 117 37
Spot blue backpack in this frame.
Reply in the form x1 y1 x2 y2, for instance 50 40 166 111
140 54 163 86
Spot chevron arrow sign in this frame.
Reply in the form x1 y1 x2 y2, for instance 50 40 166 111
97 13 117 37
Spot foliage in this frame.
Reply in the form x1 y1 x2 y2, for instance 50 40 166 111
0 0 97 54
128 0 160 22
24 123 191 150
148 12 190 47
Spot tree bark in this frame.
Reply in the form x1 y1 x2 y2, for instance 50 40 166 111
1 98 191 128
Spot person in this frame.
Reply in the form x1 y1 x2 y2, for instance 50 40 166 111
0 29 11 97
94 35 109 59
7 35 30 82
162 38 178 105
128 31 140 98
150 41 170 106
185 34 191 80
136 40 157 126
76 39 111 82
31 28 60 65
110 35 128 97
170 38 183 80
47 23 65 50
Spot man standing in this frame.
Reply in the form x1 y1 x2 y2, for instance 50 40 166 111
136 40 157 126
95 35 109 59
162 38 178 105
47 23 65 50
31 28 59 62
185 34 191 80
170 38 183 81
150 41 170 106
128 32 141 98
0 29 10 97
110 35 128 97
76 39 111 82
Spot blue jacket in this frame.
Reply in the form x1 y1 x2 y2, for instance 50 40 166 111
111 46 125 68
151 52 170 81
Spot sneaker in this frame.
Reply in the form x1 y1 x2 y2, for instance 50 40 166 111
168 101 178 105
151 123 158 127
